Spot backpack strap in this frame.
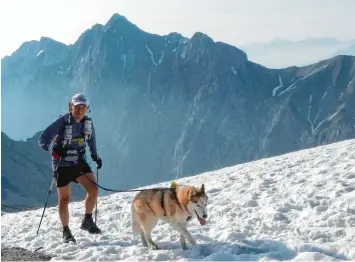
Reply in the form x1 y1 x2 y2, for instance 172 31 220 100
61 113 93 145
62 113 72 146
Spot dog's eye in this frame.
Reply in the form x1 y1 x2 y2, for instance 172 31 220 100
204 204 207 207
196 204 201 207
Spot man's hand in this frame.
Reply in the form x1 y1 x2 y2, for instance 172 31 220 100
51 144 67 159
92 155 103 169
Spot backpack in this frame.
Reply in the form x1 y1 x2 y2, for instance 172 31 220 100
59 113 93 146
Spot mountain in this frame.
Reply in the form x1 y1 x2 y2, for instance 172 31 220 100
1 132 86 212
240 38 355 68
2 139 355 260
1 13 355 191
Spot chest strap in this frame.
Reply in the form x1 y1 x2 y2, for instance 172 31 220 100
161 188 185 217
62 114 93 145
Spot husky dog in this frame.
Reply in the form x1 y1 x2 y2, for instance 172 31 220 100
131 183 208 250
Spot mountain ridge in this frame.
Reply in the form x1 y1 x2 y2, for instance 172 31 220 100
2 13 354 193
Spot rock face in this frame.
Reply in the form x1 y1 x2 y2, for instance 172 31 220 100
1 132 86 212
2 13 355 191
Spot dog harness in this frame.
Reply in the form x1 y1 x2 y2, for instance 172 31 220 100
160 188 192 221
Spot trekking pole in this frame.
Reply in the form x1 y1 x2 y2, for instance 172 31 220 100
36 175 56 236
95 167 99 224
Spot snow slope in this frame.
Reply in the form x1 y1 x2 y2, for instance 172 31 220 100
2 139 355 261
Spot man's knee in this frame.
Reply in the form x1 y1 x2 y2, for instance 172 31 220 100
89 185 98 198
85 173 98 198
86 184 98 198
59 196 70 207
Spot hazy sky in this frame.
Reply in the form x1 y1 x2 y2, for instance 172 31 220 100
0 0 354 58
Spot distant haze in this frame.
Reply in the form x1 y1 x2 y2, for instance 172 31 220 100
240 38 355 68
1 0 355 65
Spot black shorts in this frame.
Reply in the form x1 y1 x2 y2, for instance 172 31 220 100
55 161 93 188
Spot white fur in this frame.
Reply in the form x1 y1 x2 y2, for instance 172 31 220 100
187 193 208 220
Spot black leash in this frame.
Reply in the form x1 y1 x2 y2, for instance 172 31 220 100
87 177 185 219
85 175 170 193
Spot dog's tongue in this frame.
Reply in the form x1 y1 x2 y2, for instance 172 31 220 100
198 217 206 226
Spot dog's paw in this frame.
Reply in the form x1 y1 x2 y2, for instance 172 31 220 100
190 238 197 246
150 244 159 250
180 243 188 250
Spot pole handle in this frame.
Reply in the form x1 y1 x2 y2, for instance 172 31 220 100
94 168 99 224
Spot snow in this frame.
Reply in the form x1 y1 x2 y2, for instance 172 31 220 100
311 103 346 133
37 49 44 56
145 45 157 66
308 94 313 121
120 54 126 68
272 74 283 96
231 66 237 75
144 46 163 66
277 78 302 96
158 51 164 65
300 64 328 81
322 91 328 100
261 102 285 152
147 72 151 90
277 65 328 96
2 139 355 261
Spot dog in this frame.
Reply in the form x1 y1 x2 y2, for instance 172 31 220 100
131 183 208 250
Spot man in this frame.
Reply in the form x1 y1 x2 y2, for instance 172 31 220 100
38 93 103 243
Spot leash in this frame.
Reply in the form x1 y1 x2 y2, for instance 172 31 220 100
84 175 170 193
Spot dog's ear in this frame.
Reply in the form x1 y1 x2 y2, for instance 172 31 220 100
200 184 205 194
189 187 197 198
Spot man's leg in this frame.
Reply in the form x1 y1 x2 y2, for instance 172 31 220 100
76 173 101 234
57 184 71 227
76 172 98 214
57 183 76 243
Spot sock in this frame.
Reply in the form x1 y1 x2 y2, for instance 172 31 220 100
85 213 92 218
63 226 69 231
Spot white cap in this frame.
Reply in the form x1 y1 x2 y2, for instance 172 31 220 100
71 93 89 107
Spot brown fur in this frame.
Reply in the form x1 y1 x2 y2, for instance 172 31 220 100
131 183 207 250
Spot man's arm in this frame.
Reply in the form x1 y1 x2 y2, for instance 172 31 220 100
38 116 65 151
87 121 102 169
87 121 98 158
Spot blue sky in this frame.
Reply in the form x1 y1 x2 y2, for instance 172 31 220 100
0 0 354 58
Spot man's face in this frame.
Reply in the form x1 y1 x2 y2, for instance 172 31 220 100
73 104 88 119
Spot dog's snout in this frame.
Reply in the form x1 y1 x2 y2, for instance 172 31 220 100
203 214 207 219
